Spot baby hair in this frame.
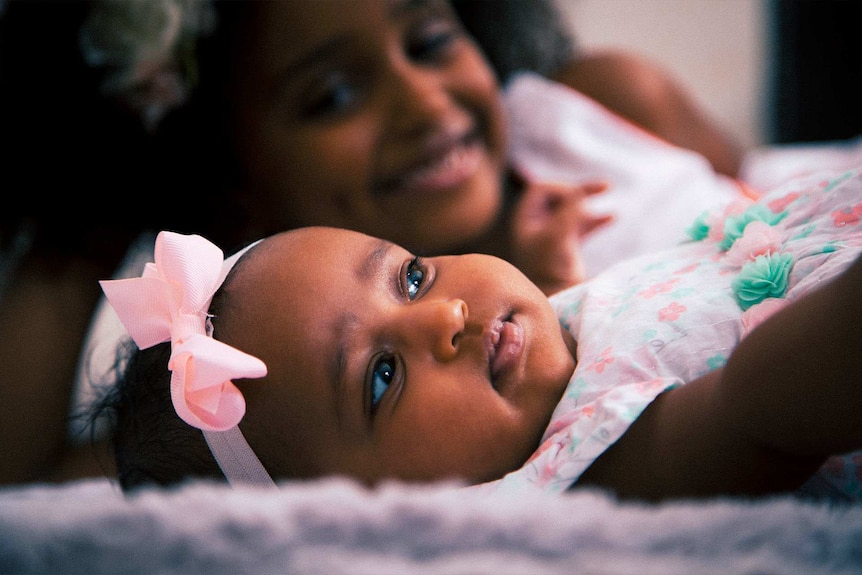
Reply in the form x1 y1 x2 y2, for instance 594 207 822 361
97 339 220 490
95 241 258 491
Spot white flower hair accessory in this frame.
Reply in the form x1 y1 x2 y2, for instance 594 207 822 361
79 0 215 131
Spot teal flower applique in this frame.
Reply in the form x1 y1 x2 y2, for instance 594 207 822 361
706 355 727 370
731 252 794 310
686 210 711 241
720 205 788 251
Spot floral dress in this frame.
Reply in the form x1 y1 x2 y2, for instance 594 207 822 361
478 167 862 499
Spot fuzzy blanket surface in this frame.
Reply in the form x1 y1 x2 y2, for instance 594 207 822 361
2 478 861 574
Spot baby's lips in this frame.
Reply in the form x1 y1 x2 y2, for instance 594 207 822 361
488 316 524 386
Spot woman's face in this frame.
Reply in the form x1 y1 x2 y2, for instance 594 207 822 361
222 227 576 485
229 0 508 254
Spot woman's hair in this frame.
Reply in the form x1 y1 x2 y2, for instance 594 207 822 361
94 338 223 491
135 1 252 247
0 0 159 261
451 0 576 85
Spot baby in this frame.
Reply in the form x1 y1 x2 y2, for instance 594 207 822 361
99 167 862 501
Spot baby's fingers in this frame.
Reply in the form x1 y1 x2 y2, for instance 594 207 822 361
580 212 615 236
580 180 610 198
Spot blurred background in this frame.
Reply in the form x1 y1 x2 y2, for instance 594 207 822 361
561 0 862 149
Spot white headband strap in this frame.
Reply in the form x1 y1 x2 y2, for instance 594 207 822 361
204 428 275 487
209 239 275 487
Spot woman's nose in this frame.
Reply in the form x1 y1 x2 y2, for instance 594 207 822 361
388 60 451 132
397 298 467 361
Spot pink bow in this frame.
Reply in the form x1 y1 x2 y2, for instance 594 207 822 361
100 231 267 431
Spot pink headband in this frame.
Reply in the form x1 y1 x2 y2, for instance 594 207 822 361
100 231 275 487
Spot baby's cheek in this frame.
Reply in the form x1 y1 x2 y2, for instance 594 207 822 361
482 411 551 481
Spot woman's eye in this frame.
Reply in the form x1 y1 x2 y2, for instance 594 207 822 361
407 28 457 62
406 11 461 64
404 257 425 300
370 355 396 411
302 73 361 118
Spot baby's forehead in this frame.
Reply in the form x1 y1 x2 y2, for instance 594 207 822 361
216 228 363 350
241 227 346 261
236 227 378 280
266 226 369 250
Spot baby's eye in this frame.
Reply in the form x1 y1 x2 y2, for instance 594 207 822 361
403 257 426 300
369 354 397 412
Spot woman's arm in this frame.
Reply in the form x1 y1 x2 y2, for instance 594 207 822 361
554 49 745 178
0 255 114 484
577 255 862 500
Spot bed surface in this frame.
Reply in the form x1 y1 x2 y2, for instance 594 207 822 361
2 477 861 574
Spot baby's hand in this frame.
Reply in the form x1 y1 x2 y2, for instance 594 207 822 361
510 178 613 296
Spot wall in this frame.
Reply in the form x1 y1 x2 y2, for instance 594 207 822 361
557 0 768 148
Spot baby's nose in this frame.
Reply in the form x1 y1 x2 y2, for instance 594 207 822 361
404 298 467 361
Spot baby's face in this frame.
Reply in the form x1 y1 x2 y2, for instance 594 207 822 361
223 227 576 485
229 0 508 254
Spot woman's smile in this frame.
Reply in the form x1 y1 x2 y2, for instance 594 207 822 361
375 128 484 198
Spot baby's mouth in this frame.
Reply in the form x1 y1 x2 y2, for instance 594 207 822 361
487 313 524 390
